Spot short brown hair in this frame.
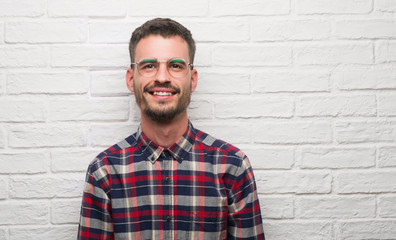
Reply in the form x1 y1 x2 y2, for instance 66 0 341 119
129 18 196 64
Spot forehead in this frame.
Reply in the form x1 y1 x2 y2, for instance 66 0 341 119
135 34 189 61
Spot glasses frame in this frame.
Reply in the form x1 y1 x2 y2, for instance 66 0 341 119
130 58 194 78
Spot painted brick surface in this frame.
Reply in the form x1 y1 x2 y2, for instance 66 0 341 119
48 0 126 17
0 0 45 17
1 0 396 239
5 20 87 43
0 46 47 67
7 72 89 94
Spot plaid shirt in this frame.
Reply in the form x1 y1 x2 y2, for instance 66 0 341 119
78 121 265 240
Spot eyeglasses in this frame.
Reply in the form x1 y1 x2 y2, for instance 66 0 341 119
131 58 193 78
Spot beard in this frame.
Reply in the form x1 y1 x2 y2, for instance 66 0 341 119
134 82 192 122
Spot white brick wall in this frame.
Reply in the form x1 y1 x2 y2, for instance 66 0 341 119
0 0 395 239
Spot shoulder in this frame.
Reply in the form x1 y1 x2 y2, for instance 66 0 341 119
197 130 245 157
193 127 251 171
86 132 139 174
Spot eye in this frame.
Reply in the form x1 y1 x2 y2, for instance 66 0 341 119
140 63 156 70
171 63 182 69
169 62 186 71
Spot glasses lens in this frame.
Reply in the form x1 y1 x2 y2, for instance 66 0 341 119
168 59 188 78
137 59 158 77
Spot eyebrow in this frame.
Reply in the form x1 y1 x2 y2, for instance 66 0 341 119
140 58 157 63
169 59 185 63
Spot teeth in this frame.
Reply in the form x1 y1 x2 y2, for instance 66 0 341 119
153 92 172 96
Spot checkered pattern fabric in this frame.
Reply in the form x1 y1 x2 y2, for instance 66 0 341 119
78 121 265 240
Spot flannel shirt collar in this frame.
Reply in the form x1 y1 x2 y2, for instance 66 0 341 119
136 121 196 164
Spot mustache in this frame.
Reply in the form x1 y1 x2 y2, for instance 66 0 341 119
143 83 181 94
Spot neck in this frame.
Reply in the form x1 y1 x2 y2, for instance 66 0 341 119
140 111 189 148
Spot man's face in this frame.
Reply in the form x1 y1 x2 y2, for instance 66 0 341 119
126 35 198 122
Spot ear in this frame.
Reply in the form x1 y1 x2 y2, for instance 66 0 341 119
190 69 198 93
126 67 135 93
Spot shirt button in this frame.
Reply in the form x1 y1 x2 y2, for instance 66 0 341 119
166 216 171 222
165 176 170 182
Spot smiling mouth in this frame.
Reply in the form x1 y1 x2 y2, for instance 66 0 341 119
145 84 180 97
148 90 177 96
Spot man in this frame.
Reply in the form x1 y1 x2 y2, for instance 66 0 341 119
78 18 265 240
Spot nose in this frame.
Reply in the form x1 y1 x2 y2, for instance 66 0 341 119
155 62 170 82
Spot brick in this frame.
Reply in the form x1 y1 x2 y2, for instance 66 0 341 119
0 228 5 240
335 121 396 143
376 0 396 12
253 121 332 144
335 20 396 39
9 226 77 240
211 0 290 16
0 23 4 44
10 175 85 198
90 71 130 96
51 199 81 223
0 178 7 199
378 195 396 217
332 65 396 90
90 123 137 147
185 21 249 42
0 202 48 225
378 94 396 116
294 42 373 65
51 150 98 172
0 0 45 17
214 96 293 118
301 147 375 169
48 98 129 121
0 72 4 94
243 147 294 169
194 121 251 144
0 152 50 173
255 171 331 194
7 72 88 94
0 126 5 148
296 196 375 218
48 0 125 17
0 46 47 67
128 0 209 17
51 45 129 67
194 43 211 67
0 100 46 122
296 0 372 14
6 20 87 43
264 221 332 240
213 45 291 66
252 70 330 93
251 20 330 41
9 123 86 148
376 40 396 63
378 147 396 167
296 95 376 117
188 99 213 120
335 170 396 193
89 21 141 43
196 71 250 94
259 196 294 219
336 220 396 239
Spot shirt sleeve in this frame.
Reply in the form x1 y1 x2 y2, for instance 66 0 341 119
227 156 265 240
78 166 114 240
